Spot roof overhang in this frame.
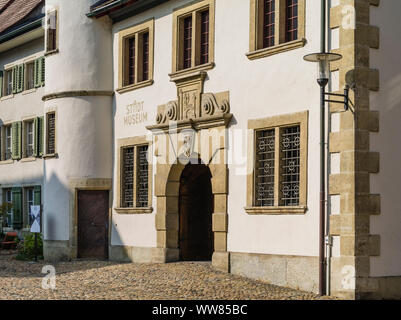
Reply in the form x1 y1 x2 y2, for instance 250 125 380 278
0 16 44 53
87 0 170 23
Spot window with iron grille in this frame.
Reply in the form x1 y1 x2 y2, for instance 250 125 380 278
254 125 301 207
263 0 275 48
280 126 300 206
46 113 55 154
285 0 298 42
121 144 150 209
25 120 34 158
136 145 149 208
255 129 275 206
122 147 134 208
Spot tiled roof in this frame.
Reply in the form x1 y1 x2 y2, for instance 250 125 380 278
0 0 43 34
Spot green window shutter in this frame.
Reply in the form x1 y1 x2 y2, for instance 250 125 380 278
41 57 45 86
12 66 18 94
34 186 41 206
12 187 23 230
33 117 38 157
0 70 3 97
34 58 41 88
12 121 22 160
38 116 44 157
17 64 24 93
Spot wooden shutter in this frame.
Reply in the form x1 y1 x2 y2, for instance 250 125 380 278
33 117 38 157
17 64 24 93
12 187 23 229
0 70 3 97
34 186 41 206
38 116 44 156
12 121 22 160
12 66 18 94
34 58 41 88
40 57 45 86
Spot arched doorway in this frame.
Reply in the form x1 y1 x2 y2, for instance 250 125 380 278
179 162 213 261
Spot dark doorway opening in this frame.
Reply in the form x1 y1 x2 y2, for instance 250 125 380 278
77 190 109 259
179 162 214 261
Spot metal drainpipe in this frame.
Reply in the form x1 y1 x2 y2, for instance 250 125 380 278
319 0 327 296
326 0 333 297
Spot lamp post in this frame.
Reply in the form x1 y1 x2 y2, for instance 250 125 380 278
303 52 342 296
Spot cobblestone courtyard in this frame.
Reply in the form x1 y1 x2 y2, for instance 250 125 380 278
0 252 335 300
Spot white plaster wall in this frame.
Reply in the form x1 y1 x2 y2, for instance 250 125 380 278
0 38 45 195
43 0 113 241
111 0 323 255
370 2 401 277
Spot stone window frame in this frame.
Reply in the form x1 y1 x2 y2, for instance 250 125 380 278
245 111 308 214
117 19 155 94
247 0 306 60
115 136 153 214
170 0 215 79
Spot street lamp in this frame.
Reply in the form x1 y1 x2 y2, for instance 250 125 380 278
303 50 355 296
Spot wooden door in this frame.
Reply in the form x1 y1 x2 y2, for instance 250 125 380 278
179 163 213 261
77 190 109 259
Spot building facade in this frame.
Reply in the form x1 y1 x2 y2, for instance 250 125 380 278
0 0 400 299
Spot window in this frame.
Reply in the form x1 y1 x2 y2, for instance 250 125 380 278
118 19 154 93
46 10 58 53
4 125 12 160
25 120 35 158
246 111 308 214
248 0 305 60
4 69 13 96
46 112 56 155
25 188 35 227
121 144 149 208
171 0 215 74
3 189 13 227
116 137 152 213
25 62 35 90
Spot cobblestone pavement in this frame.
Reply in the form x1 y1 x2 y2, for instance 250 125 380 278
0 252 336 300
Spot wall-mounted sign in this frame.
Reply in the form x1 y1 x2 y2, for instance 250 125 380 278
124 101 148 126
30 205 41 233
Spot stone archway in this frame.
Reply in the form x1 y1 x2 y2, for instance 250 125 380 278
155 153 229 271
179 161 213 261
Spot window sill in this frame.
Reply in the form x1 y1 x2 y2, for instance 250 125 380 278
169 62 215 82
44 49 59 57
43 153 58 159
0 94 14 101
22 88 37 95
246 38 307 60
20 157 37 163
114 207 153 214
244 206 308 215
0 159 13 165
116 79 154 94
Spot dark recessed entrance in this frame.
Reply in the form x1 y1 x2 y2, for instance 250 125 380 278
77 190 109 259
179 162 213 261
